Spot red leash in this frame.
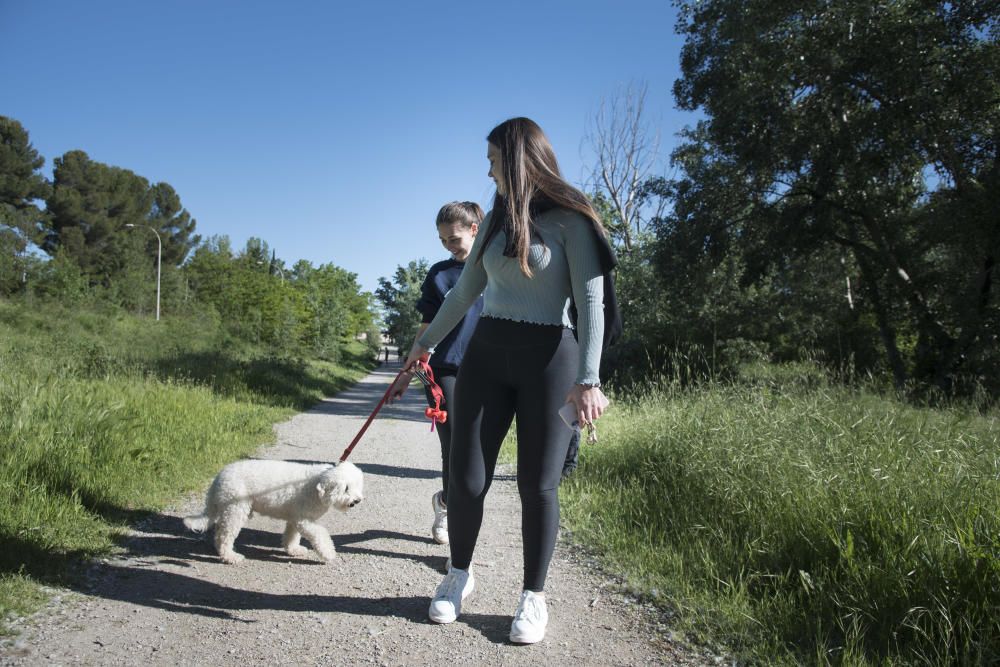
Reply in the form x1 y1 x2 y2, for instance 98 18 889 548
339 358 447 463
412 361 448 426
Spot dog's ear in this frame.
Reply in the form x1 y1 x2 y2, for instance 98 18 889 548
319 479 347 500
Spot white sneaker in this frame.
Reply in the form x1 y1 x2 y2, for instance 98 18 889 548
431 490 449 544
509 590 548 644
428 567 474 624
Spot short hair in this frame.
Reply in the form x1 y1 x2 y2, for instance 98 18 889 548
435 201 484 229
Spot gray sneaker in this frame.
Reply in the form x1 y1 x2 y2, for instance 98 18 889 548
431 490 449 545
428 566 474 624
509 590 548 644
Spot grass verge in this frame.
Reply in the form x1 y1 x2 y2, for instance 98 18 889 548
0 301 375 634
559 364 1000 665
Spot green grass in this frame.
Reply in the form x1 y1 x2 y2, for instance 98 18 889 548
8 297 997 665
558 363 1000 665
0 300 376 633
0 574 49 630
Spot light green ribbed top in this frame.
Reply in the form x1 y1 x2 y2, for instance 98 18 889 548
418 207 605 385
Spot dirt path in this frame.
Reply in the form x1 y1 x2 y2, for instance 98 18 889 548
1 359 718 666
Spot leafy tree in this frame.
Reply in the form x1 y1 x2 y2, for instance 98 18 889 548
147 182 199 266
297 262 373 360
184 237 271 344
183 235 236 309
0 116 51 293
183 236 376 359
29 251 90 306
42 150 152 282
0 116 50 245
239 237 271 268
42 151 200 289
375 260 428 352
107 240 159 314
669 0 1000 392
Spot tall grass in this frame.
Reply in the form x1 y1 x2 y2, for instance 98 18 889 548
0 301 375 632
560 362 1000 665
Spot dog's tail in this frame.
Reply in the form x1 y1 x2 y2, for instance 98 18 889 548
183 514 212 533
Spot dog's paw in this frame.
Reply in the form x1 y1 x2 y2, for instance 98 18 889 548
317 550 337 563
286 546 309 558
220 551 245 564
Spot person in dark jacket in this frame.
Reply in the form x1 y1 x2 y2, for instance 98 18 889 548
390 201 484 546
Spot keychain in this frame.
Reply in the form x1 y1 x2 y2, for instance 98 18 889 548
559 402 606 444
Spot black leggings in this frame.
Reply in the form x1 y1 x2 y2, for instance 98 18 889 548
448 317 577 591
424 368 457 504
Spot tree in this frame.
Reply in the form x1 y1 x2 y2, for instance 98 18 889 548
375 260 428 351
183 237 376 359
298 262 373 360
0 116 51 293
148 182 200 266
183 235 234 302
0 116 50 245
584 82 664 252
238 237 271 269
42 150 151 282
42 151 200 288
670 0 1000 391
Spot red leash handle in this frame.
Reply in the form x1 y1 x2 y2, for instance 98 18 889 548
412 359 448 430
339 358 448 462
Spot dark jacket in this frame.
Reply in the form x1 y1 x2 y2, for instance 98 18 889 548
569 227 623 350
416 259 484 371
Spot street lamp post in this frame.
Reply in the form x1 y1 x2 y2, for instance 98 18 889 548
125 224 161 321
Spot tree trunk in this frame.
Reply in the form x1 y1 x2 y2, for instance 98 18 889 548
856 252 907 389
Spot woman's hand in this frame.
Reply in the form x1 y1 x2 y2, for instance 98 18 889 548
387 371 413 403
404 342 430 371
564 384 609 426
387 342 430 404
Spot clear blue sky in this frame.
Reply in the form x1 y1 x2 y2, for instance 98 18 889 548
1 0 692 294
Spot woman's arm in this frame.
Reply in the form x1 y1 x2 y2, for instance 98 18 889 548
563 216 608 424
564 217 605 385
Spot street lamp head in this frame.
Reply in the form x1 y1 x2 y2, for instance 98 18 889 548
125 223 135 228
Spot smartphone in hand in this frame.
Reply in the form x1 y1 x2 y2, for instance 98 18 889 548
558 403 581 431
558 394 611 432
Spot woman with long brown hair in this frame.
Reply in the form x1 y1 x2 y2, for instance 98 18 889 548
403 117 611 644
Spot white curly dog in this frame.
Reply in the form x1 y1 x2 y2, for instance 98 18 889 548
183 460 364 564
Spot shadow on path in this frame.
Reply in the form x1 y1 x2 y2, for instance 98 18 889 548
83 559 511 642
270 460 440 480
91 562 431 622
81 509 512 643
84 513 468 616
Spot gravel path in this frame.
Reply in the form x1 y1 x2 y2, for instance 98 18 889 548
1 359 720 666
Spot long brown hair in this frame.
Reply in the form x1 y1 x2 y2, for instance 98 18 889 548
479 117 607 277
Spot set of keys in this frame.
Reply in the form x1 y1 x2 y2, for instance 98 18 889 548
558 402 602 443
